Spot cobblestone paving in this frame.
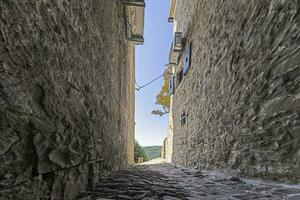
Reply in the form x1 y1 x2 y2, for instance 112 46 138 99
78 163 300 200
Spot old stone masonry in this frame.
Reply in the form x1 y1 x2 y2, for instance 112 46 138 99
0 0 139 199
78 161 300 200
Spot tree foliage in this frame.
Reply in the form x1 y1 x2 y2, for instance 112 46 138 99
134 141 148 162
143 146 162 160
151 65 172 116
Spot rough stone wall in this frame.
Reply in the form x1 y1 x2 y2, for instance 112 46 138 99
172 0 300 181
0 0 135 199
172 0 198 34
127 46 135 165
161 138 168 160
166 95 174 163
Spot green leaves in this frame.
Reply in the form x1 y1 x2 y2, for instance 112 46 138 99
151 65 172 117
134 141 148 162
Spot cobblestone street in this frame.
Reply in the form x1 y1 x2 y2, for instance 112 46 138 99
79 160 300 200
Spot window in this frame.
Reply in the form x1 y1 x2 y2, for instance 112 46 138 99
177 69 183 86
183 42 192 75
180 111 188 126
169 75 175 95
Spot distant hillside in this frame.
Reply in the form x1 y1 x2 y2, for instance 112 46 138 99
142 146 162 160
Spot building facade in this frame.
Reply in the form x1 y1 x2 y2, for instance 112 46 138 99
0 0 144 199
167 0 300 181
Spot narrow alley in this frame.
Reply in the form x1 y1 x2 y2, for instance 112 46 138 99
0 0 300 199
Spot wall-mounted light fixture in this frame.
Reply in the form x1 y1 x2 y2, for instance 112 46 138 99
122 0 145 45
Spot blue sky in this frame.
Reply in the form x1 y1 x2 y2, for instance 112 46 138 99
135 0 173 146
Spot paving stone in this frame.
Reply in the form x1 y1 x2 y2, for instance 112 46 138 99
118 195 132 200
132 193 147 200
272 187 300 195
162 196 181 200
78 196 92 200
79 163 300 200
96 198 114 200
287 193 300 200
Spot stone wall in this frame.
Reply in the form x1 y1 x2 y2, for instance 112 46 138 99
172 0 198 35
166 89 174 163
161 138 168 160
0 0 135 199
171 0 300 181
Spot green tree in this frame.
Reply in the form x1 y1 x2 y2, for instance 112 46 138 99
134 141 148 162
151 65 172 116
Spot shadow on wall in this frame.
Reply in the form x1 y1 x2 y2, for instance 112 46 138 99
0 0 145 199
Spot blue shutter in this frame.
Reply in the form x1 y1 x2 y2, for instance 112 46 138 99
183 42 191 75
170 75 175 95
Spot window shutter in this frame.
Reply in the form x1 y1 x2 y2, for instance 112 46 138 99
170 75 175 95
183 42 191 75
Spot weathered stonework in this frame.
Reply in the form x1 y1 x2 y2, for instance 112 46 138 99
0 0 135 199
166 90 174 163
161 138 167 160
171 0 300 182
